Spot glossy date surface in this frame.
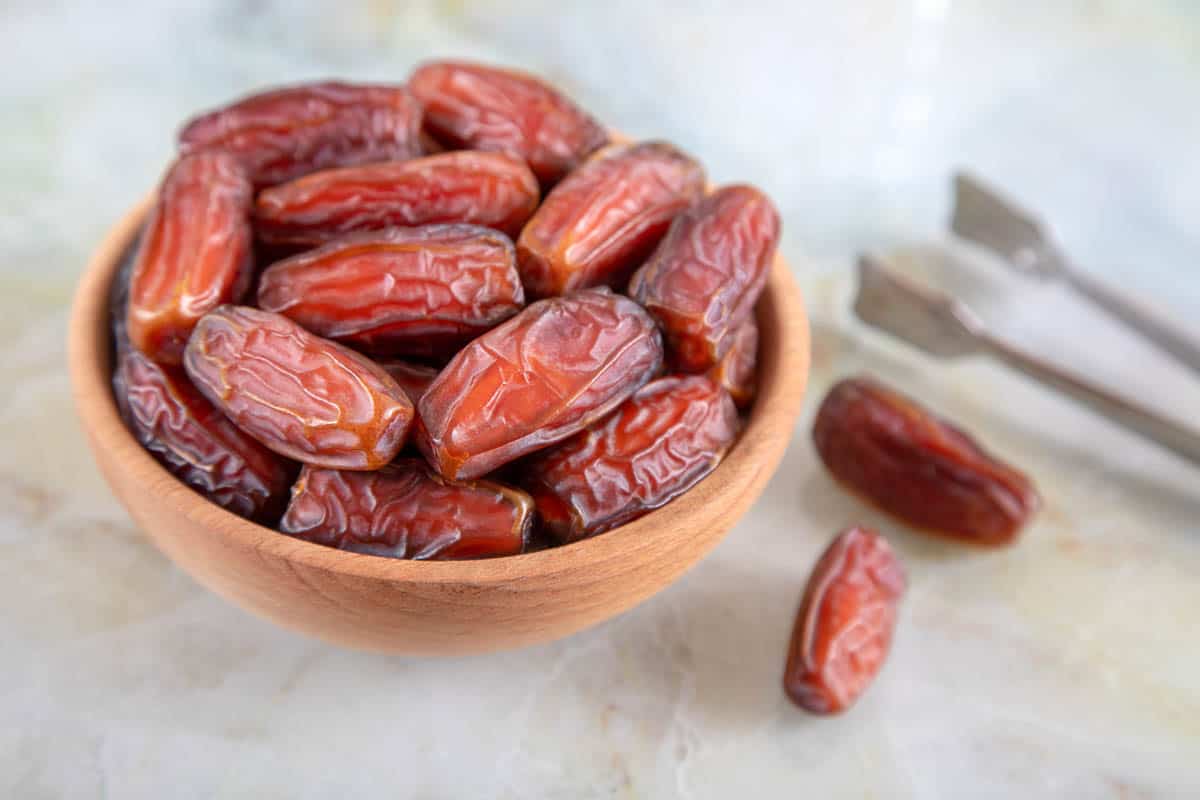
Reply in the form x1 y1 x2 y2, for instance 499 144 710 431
127 152 253 364
280 460 532 560
522 375 739 542
516 142 705 297
178 81 422 187
708 318 758 410
784 526 906 715
253 151 539 246
417 288 663 480
410 60 608 186
629 185 779 372
256 225 524 358
183 305 413 470
812 377 1040 545
113 347 294 522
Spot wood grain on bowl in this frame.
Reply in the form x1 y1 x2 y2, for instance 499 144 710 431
68 193 810 656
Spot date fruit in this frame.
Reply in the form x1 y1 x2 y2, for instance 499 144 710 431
410 60 608 186
418 288 663 480
784 526 906 715
522 375 739 542
113 347 294 522
516 142 705 297
126 152 253 364
707 318 758 410
183 305 413 470
256 225 524 358
812 377 1040 545
178 81 422 187
280 460 532 560
378 360 439 403
254 151 539 246
628 185 780 372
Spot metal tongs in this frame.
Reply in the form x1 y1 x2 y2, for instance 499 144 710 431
951 172 1200 375
854 255 1200 465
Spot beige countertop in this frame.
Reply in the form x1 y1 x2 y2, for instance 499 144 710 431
4 1 1199 797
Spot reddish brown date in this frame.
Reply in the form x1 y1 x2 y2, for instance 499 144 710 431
256 225 524 358
410 60 608 186
280 460 532 560
183 306 413 470
707 318 758 410
516 142 705 297
253 152 539 246
784 526 906 715
522 375 739 542
628 185 780 372
113 347 294 522
127 152 253 364
377 360 439 403
418 288 663 480
178 81 422 187
813 377 1041 545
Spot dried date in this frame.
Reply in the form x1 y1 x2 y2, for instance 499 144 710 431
516 142 705 297
410 60 608 186
178 81 422 187
279 459 532 560
183 305 413 470
256 225 524 358
418 288 663 480
522 375 739 542
113 347 294 522
253 151 539 246
812 377 1040 545
784 526 906 715
629 185 779 372
707 318 758 410
127 152 253 364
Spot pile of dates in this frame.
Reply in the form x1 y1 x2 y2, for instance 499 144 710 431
110 61 779 561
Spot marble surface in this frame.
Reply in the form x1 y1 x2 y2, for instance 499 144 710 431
4 1 1200 797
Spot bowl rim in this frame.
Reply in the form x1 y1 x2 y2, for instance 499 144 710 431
69 192 810 587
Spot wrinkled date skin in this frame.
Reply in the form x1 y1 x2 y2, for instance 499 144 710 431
378 360 439 403
516 142 705 298
522 375 739 543
629 185 780 372
784 526 906 715
127 152 253 364
813 377 1041 545
418 288 663 480
410 60 609 186
113 347 295 522
183 306 413 470
178 81 422 187
708 318 758 410
280 460 532 560
253 151 539 246
256 225 525 358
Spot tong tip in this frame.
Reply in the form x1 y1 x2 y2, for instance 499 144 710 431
854 254 983 359
949 171 1064 279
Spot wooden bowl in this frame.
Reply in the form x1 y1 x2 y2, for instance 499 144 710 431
68 194 810 655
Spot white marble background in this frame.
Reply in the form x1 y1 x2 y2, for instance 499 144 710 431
3 1 1199 797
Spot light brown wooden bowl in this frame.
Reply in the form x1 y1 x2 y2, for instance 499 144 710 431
68 194 810 655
